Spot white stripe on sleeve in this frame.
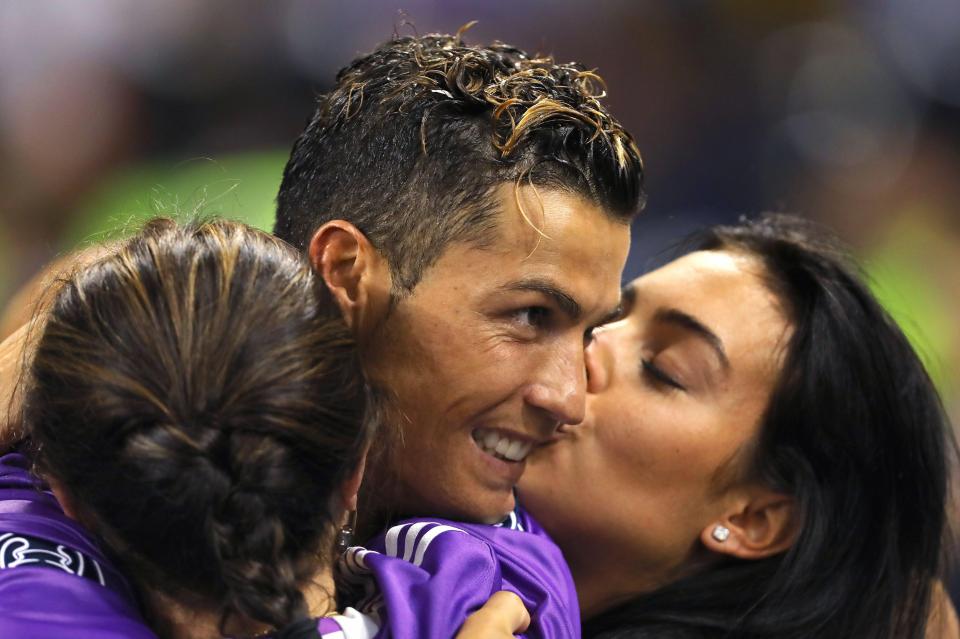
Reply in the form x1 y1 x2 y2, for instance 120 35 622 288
412 524 467 567
384 524 407 558
401 521 432 562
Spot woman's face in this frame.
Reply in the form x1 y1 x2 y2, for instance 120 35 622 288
519 249 791 614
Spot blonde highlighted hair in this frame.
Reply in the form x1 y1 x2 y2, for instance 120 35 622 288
276 29 645 293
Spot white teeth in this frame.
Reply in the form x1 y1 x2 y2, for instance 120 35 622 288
473 428 533 462
504 440 524 460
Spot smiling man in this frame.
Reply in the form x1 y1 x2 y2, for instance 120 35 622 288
273 33 645 527
354 184 629 522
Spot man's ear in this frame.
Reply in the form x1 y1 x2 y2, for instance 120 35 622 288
308 221 391 335
701 488 798 560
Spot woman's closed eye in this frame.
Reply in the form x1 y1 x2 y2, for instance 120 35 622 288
641 358 686 391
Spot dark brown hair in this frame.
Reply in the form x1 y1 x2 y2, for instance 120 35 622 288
25 218 370 635
275 29 645 293
587 215 954 639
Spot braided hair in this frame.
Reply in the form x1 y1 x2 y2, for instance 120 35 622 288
25 218 370 636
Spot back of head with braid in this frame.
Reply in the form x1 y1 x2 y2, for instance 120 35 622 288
24 218 370 636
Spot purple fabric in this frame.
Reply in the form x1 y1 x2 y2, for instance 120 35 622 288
339 508 580 639
0 451 157 639
317 616 344 633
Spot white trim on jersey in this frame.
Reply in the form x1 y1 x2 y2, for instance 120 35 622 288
411 525 465 567
384 525 404 558
493 509 525 532
323 607 380 639
349 547 376 571
401 521 431 562
338 546 381 610
381 522 468 567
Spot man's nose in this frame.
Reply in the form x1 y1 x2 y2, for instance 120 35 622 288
523 343 587 427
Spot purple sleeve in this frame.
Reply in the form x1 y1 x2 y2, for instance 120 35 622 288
495 508 581 638
342 522 502 639
340 515 580 639
0 569 158 639
0 452 158 639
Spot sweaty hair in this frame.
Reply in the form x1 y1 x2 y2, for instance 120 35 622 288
275 30 645 293
24 219 370 635
585 215 955 639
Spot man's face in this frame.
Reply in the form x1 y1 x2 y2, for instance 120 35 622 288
364 184 630 523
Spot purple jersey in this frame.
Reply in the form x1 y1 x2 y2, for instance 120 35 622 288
0 451 157 639
335 508 580 639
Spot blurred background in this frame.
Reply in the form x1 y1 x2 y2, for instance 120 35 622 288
1 0 958 597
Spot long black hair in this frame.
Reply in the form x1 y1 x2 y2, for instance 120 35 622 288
585 214 956 638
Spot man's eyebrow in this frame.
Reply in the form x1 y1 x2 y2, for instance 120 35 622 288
504 278 582 320
653 307 730 370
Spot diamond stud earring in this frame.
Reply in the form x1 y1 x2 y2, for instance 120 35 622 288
711 525 730 543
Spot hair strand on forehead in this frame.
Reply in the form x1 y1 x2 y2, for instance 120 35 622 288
275 31 644 294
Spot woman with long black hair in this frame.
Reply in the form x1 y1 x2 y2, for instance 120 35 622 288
521 214 957 638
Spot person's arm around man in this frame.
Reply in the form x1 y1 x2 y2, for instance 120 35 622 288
0 243 116 450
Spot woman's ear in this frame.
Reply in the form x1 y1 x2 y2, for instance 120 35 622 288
340 444 369 512
308 221 392 336
46 475 83 522
701 489 798 560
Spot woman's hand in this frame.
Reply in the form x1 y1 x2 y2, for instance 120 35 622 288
456 591 531 639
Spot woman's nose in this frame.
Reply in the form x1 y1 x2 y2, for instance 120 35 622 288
585 329 613 394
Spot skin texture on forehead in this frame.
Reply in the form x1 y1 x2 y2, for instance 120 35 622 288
360 184 630 525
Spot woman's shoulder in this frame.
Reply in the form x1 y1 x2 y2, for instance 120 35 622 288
1 450 113 563
0 563 158 639
0 450 157 639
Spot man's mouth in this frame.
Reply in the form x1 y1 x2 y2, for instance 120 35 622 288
472 428 534 463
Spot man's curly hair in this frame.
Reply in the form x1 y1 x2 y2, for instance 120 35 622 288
276 29 645 292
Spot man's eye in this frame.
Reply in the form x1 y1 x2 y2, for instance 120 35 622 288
513 307 551 328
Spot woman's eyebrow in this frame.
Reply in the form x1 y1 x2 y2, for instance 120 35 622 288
653 307 730 370
621 283 636 310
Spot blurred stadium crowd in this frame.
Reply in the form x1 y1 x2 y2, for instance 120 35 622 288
1 0 958 597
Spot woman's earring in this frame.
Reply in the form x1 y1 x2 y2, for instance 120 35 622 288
337 510 358 552
711 525 730 543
